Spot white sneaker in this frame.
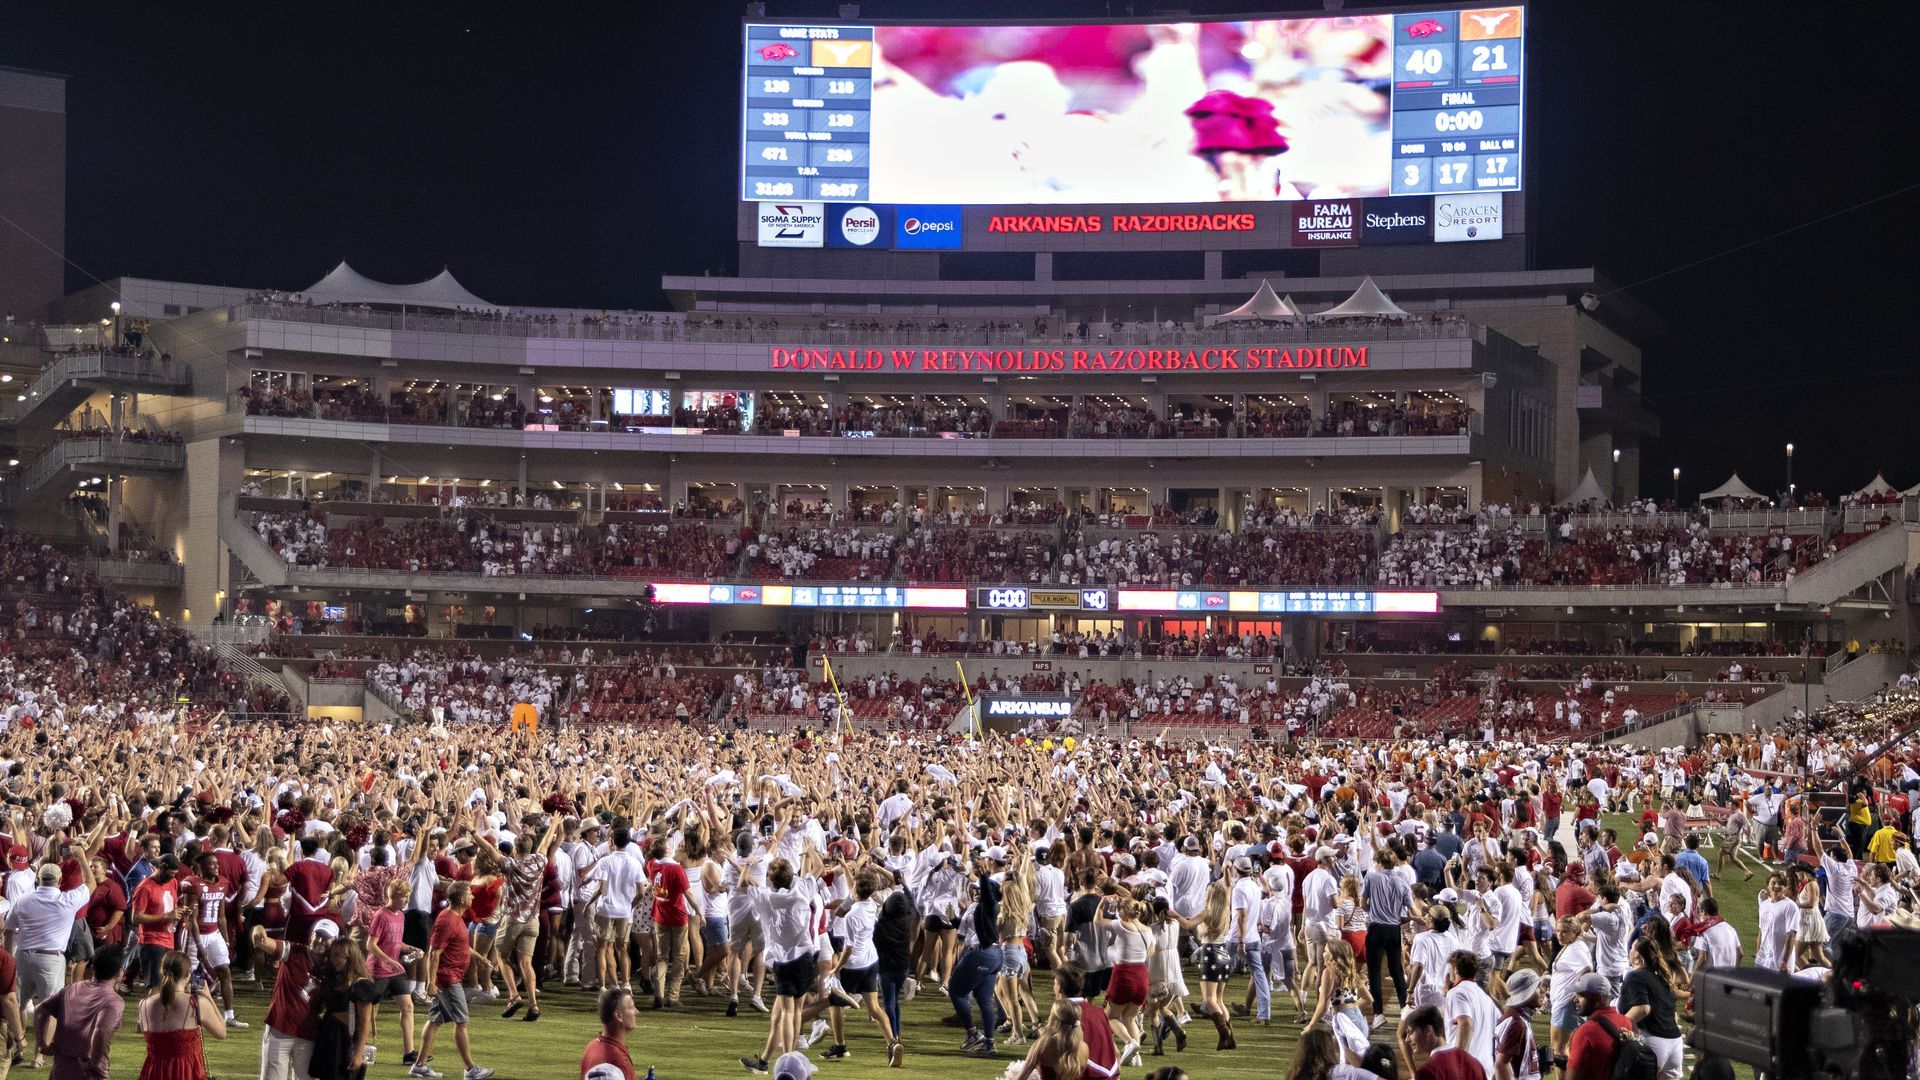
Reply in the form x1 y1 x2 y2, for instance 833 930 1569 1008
226 1017 250 1030
1119 1040 1139 1065
408 1066 442 1079
464 1067 494 1080
751 996 770 1014
800 1019 830 1049
902 977 918 1003
363 1045 376 1066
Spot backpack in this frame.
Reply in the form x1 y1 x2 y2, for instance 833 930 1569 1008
1591 1013 1659 1080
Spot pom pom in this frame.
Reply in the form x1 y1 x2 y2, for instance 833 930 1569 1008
40 802 72 834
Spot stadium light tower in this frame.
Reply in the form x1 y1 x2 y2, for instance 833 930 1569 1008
1671 466 1681 506
1785 442 1794 502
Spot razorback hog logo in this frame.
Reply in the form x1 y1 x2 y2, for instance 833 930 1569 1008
758 42 799 61
1405 19 1447 36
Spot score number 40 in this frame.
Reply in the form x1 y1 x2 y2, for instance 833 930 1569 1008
1402 43 1512 75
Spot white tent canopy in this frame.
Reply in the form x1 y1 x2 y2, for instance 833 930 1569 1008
1563 467 1605 505
1904 480 1920 497
1699 473 1766 502
1312 276 1411 320
1208 279 1302 324
1851 473 1899 500
300 261 501 312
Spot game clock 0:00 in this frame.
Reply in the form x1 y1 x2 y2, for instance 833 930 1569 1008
1387 7 1524 196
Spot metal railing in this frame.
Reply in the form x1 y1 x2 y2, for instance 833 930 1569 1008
21 438 186 495
16 351 189 413
233 302 1477 348
1709 509 1831 532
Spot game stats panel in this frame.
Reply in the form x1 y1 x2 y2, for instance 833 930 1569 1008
743 25 875 203
1388 7 1523 195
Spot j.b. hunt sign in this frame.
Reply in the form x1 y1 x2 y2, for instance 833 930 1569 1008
769 344 1369 374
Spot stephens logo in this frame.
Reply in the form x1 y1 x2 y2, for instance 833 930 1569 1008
1360 196 1431 245
894 205 963 249
757 42 798 61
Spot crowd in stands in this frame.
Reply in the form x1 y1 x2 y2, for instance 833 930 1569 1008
753 399 994 438
1063 526 1377 588
743 526 895 581
251 512 736 579
897 527 1061 583
54 425 183 445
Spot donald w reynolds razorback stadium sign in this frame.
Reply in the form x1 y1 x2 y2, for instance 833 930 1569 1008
768 345 1369 374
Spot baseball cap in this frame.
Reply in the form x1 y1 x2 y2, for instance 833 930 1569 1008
772 1050 816 1080
1181 836 1201 852
1315 846 1336 861
1435 888 1460 903
309 919 342 945
36 864 58 885
1232 856 1254 874
1503 968 1542 1007
984 846 1008 864
1572 972 1611 997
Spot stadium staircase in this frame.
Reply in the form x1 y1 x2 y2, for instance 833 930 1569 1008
219 498 291 587
8 348 189 431
1782 522 1913 607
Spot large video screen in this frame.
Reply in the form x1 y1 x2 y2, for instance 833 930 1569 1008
742 8 1523 206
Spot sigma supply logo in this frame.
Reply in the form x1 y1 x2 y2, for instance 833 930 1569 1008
895 204 963 249
757 42 799 62
1360 195 1431 245
756 201 824 248
1433 193 1503 242
837 205 881 246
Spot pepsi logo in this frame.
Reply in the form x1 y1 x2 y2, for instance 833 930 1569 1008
903 217 954 235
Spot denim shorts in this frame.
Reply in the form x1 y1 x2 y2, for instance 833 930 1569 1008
701 916 728 949
999 942 1029 977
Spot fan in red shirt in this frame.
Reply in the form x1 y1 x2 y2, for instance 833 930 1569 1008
580 987 639 1079
281 837 335 946
644 838 690 1009
1566 973 1637 1080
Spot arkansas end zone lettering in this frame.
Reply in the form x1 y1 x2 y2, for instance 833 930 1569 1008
768 345 1369 373
987 212 1258 234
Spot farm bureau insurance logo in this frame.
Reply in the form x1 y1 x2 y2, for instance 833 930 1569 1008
895 204 962 249
1290 200 1358 247
837 205 881 246
1433 193 1503 242
756 201 824 248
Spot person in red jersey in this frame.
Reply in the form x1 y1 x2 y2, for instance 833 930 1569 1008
580 987 638 1080
129 854 184 993
180 852 244 1029
415 880 493 1080
282 837 334 948
644 835 690 1010
251 918 339 1080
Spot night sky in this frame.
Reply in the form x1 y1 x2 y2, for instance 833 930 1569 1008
5 1 1915 501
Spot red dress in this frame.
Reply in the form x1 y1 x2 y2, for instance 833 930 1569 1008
138 998 207 1080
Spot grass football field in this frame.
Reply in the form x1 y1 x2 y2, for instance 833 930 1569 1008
106 814 1771 1079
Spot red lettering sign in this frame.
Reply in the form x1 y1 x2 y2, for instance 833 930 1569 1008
768 345 1370 374
986 212 1260 235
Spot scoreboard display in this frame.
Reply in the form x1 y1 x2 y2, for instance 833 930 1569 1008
743 26 876 203
742 8 1525 206
1387 8 1523 194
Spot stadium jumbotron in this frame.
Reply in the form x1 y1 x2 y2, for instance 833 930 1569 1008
0 4 1916 1080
